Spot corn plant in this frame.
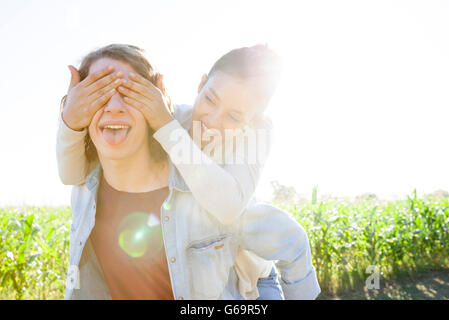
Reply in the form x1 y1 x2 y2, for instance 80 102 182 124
0 207 70 299
283 189 449 295
1 189 448 299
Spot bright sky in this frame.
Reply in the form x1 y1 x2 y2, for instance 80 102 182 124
1 0 448 206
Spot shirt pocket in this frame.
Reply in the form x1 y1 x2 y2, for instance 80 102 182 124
186 235 235 299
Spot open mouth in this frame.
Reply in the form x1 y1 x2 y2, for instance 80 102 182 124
100 124 131 146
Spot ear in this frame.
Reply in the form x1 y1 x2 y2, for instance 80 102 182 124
197 74 208 94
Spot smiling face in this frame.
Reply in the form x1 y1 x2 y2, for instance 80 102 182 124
88 58 149 161
191 71 266 141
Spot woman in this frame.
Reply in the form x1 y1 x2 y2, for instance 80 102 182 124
59 44 319 299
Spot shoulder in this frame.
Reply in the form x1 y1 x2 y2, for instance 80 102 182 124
71 164 101 202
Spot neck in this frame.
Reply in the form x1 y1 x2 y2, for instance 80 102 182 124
98 145 169 193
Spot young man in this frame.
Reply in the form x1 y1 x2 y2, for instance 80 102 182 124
59 44 320 299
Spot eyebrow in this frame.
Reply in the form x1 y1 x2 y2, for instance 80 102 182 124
208 87 221 101
208 87 243 116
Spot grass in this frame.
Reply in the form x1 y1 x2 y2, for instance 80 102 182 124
0 189 448 299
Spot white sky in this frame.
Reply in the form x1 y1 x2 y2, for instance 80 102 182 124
0 0 448 206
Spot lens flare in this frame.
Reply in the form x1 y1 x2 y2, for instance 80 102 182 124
162 202 171 211
134 230 144 240
117 212 163 258
147 214 160 227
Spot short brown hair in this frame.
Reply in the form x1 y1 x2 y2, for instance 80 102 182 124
74 44 170 164
207 44 281 105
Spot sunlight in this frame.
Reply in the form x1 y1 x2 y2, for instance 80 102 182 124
0 0 448 206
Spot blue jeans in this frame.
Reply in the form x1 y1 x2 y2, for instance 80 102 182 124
256 266 284 300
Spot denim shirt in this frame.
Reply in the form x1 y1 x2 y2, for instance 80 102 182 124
64 107 321 300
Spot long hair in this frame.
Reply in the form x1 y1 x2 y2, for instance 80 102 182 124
62 44 171 164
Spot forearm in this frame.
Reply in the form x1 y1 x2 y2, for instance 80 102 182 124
154 120 253 224
56 113 90 185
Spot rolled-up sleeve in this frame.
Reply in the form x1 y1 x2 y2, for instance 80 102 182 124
238 203 321 300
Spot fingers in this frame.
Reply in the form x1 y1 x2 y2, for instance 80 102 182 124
89 88 117 111
120 78 158 100
86 71 123 96
129 72 161 95
122 95 147 114
68 65 81 90
156 74 166 93
80 65 114 88
117 85 152 107
88 78 122 103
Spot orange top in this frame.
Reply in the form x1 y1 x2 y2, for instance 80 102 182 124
89 174 173 300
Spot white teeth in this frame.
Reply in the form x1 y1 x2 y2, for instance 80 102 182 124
104 125 129 130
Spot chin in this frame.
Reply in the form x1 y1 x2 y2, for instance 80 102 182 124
96 145 133 161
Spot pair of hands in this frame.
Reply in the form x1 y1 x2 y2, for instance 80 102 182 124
61 65 174 132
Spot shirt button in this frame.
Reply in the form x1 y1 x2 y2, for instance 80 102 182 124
79 241 82 246
170 257 176 263
178 296 184 300
164 216 169 222
70 278 74 283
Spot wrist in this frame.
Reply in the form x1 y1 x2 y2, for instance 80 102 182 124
153 114 174 131
153 118 184 151
61 111 84 132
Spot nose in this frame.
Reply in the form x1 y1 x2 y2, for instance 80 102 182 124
103 92 126 114
203 110 223 131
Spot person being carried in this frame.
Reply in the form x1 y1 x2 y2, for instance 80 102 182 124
57 44 309 299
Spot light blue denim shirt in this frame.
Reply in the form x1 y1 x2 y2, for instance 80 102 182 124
65 106 321 300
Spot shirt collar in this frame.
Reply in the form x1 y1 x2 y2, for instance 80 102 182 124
85 160 190 195
86 163 102 193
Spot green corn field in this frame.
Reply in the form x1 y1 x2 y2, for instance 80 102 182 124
284 188 449 295
0 206 71 299
1 189 448 299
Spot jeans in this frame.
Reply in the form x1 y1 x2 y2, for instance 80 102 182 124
256 266 284 300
